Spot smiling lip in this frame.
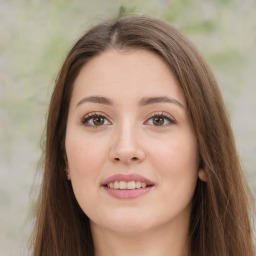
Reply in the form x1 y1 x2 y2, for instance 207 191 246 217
102 173 154 186
102 174 154 199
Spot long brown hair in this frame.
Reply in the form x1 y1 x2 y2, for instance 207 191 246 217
32 15 255 256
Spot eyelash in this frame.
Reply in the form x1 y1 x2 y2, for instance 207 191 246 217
81 112 110 128
81 111 176 129
146 112 176 126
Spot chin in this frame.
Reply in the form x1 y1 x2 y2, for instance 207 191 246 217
91 211 154 235
107 222 152 235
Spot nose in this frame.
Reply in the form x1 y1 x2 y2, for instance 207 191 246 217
109 123 145 165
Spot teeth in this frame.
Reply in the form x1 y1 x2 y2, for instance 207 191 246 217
107 181 148 190
127 181 135 190
119 181 127 189
114 181 119 189
135 181 142 188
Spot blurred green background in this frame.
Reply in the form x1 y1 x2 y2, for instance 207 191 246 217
1 0 255 255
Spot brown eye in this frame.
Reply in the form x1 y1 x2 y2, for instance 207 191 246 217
82 114 111 128
93 116 105 126
145 112 175 127
153 116 164 126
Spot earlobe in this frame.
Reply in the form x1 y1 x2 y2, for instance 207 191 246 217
65 163 71 180
66 170 71 180
198 169 207 182
64 154 71 180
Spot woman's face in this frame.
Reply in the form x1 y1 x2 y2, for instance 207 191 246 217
65 49 200 235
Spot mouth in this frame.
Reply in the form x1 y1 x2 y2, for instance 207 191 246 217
104 180 153 190
102 174 154 199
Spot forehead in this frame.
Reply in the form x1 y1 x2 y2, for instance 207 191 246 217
70 49 186 108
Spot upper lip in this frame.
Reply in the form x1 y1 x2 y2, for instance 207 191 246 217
102 173 154 186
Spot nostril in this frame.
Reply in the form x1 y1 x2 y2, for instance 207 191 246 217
114 157 138 162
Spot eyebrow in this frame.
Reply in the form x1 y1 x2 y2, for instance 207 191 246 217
139 96 184 108
76 95 184 109
77 96 113 106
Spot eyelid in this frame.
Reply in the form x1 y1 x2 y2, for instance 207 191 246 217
81 111 176 128
144 111 176 126
81 112 112 128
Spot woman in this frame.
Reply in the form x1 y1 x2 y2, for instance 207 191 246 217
32 16 255 256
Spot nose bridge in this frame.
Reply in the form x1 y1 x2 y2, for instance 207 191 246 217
109 117 145 163
117 120 137 148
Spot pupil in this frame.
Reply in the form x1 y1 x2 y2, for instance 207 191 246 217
153 116 164 126
93 116 104 125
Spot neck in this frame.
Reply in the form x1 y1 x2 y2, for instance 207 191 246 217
91 218 189 256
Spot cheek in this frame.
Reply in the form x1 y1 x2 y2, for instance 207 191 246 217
150 133 198 173
65 134 110 214
149 132 198 197
66 135 109 177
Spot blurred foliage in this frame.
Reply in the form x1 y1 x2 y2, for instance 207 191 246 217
118 5 136 17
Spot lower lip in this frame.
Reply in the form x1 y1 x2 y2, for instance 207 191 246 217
103 186 153 199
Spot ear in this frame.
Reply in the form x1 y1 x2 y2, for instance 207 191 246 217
64 155 71 180
198 168 207 182
66 171 71 180
65 163 71 180
65 165 71 180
